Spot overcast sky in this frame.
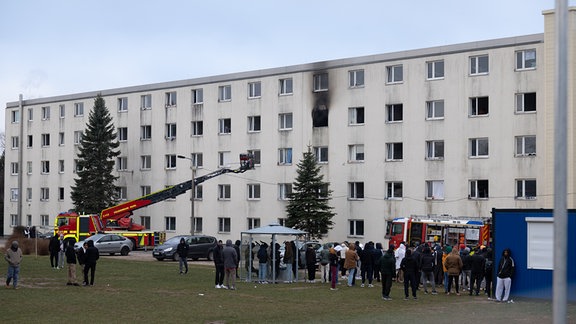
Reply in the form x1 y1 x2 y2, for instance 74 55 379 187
0 1 562 133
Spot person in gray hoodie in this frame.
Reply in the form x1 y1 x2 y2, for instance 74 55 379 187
5 241 23 289
222 239 238 290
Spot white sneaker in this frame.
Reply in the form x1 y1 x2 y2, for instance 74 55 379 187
361 284 365 288
215 284 221 289
368 284 374 288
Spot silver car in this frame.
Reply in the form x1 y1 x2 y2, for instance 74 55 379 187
75 233 133 256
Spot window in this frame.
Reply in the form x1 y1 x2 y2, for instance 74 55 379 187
278 113 293 130
115 187 127 200
218 118 231 134
218 184 231 200
59 104 65 118
192 88 203 104
26 161 32 174
278 218 287 227
11 136 19 149
278 183 292 200
278 148 292 165
470 97 489 116
140 125 152 140
218 151 231 168
74 131 82 144
165 154 177 169
191 121 203 136
11 110 20 123
348 107 365 125
516 49 536 70
41 106 50 120
41 160 50 174
470 55 489 75
313 73 328 92
386 142 403 161
41 215 49 227
165 91 177 107
469 180 489 199
469 138 489 158
10 188 18 201
165 217 176 231
427 60 444 79
247 218 261 230
117 157 128 171
74 102 84 116
10 162 19 175
348 182 364 200
248 116 261 132
516 179 537 199
59 160 64 173
314 146 328 163
165 123 176 139
118 127 128 141
247 149 261 166
141 155 151 170
386 182 403 200
349 220 365 236
349 69 364 87
58 187 65 201
141 94 152 109
58 132 64 146
516 136 536 156
141 186 151 196
194 185 203 200
218 85 232 101
140 216 151 230
27 108 33 121
248 81 261 98
386 65 403 83
118 97 128 112
41 133 50 147
27 135 33 148
26 188 32 201
191 153 203 168
40 187 50 201
426 180 444 200
348 144 365 162
247 184 261 200
386 104 403 122
426 140 444 160
74 159 81 173
194 217 203 232
425 100 445 120
515 92 536 113
10 214 18 226
279 78 293 95
218 217 231 233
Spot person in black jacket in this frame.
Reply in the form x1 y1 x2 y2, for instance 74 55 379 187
213 240 224 288
494 248 515 302
420 245 438 294
257 242 269 283
400 249 418 300
49 235 60 269
360 241 375 288
176 237 189 274
469 246 486 296
65 240 79 286
83 240 99 286
305 244 316 283
234 240 241 278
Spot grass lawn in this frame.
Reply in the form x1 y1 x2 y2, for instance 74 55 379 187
1 254 574 324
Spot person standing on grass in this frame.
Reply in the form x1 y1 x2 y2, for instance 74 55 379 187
49 235 60 269
469 246 485 296
329 247 339 290
460 247 472 292
319 243 331 283
213 240 225 288
379 245 396 301
372 242 384 282
420 245 438 295
394 242 406 283
344 243 359 287
5 241 23 289
444 247 463 295
484 248 494 298
494 248 515 303
400 249 418 300
305 244 317 283
83 240 99 286
360 241 375 288
176 238 189 275
257 242 269 283
222 239 238 290
234 240 241 279
283 241 294 283
58 233 66 269
65 240 80 286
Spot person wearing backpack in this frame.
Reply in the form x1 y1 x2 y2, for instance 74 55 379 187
420 244 438 294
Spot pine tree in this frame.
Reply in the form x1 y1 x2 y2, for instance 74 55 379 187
285 147 335 239
70 95 120 214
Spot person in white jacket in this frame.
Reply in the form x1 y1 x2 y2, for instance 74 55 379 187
394 242 406 282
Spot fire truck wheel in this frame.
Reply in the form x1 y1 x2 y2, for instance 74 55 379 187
121 246 130 256
172 252 180 261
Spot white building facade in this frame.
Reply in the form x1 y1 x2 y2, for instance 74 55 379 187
5 10 575 242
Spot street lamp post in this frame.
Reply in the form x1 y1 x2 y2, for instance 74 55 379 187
177 155 196 235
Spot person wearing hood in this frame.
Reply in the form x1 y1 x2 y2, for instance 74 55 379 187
5 241 23 289
420 244 438 294
378 245 396 300
328 247 339 290
400 249 418 300
222 239 238 290
83 240 99 286
213 240 225 288
360 241 375 288
257 242 269 284
444 246 463 295
460 247 472 292
233 240 241 278
394 242 406 283
176 237 190 275
494 248 515 303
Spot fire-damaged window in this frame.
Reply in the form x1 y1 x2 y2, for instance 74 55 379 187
313 73 328 92
313 93 329 127
470 96 489 116
469 179 489 199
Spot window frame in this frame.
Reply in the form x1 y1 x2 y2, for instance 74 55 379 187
386 181 403 200
165 154 177 169
426 140 445 160
218 118 231 134
278 113 293 130
192 88 204 104
515 135 536 157
165 91 177 107
470 54 489 75
218 151 231 168
426 100 445 120
278 183 292 200
247 149 261 166
426 60 445 80
74 102 84 117
191 121 203 136
140 125 152 141
348 69 365 88
515 92 537 113
118 97 128 112
313 73 329 92
218 217 231 233
278 148 293 165
118 127 128 142
279 78 293 95
348 219 365 237
165 216 176 231
141 94 152 110
425 180 444 200
117 156 128 171
165 123 177 140
348 107 365 125
247 183 261 200
516 179 537 199
218 184 231 200
469 96 489 117
141 155 151 170
248 81 261 98
386 104 403 123
348 182 365 200
386 64 403 84
469 179 489 199
386 142 403 161
218 85 232 102
314 146 328 163
469 138 489 158
515 49 536 70
348 144 365 162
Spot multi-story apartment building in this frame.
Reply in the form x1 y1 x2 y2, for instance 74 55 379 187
4 10 574 242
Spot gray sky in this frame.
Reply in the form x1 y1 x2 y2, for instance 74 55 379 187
0 0 561 133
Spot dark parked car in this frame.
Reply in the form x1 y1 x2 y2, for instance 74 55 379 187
152 235 217 261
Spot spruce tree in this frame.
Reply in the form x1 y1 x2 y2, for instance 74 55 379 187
285 147 335 239
70 95 120 214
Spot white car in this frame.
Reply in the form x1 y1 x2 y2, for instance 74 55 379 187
74 233 133 256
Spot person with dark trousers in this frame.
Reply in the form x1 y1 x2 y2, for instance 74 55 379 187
469 246 486 296
484 248 494 297
176 237 189 274
234 240 241 278
411 243 422 288
49 235 60 269
305 244 316 283
379 245 396 300
400 249 418 300
372 242 384 282
213 240 225 288
271 243 281 281
83 240 99 286
360 241 375 288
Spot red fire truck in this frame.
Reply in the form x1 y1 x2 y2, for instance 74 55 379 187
386 214 491 248
55 154 254 248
